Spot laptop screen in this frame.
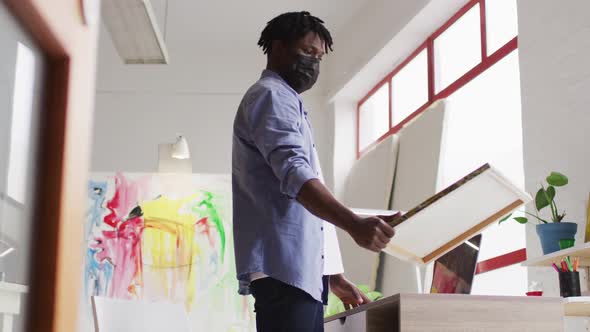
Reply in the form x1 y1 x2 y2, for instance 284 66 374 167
430 234 482 294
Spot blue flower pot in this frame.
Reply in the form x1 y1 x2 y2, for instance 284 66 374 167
536 222 578 255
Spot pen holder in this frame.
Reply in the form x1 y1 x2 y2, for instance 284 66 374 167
559 271 581 297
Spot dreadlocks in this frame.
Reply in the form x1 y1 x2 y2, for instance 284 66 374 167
258 11 334 55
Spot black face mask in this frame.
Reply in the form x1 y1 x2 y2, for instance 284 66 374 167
280 54 320 94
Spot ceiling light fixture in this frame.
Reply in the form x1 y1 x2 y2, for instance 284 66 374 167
102 0 170 64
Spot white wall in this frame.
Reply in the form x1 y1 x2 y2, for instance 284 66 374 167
519 0 590 257
519 0 590 267
91 0 380 179
91 26 332 178
519 3 590 328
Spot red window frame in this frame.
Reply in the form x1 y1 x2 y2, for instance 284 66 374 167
357 0 524 274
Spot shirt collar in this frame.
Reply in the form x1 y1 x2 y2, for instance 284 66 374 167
261 69 302 102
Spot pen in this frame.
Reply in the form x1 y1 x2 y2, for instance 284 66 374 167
574 257 579 272
551 262 560 272
561 260 569 272
566 256 573 271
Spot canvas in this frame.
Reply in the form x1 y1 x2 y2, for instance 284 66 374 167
340 134 399 288
80 173 255 332
382 164 530 264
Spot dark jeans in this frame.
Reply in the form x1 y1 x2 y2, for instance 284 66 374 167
250 278 324 332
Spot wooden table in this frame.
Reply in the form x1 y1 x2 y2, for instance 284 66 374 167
325 293 564 332
0 282 28 332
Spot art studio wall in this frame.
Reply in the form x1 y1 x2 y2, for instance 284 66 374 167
91 1 333 187
519 0 590 259
518 1 590 329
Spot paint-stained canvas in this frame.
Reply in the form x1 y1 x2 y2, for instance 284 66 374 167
81 173 255 331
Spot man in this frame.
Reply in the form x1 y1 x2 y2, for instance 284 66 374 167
232 11 396 331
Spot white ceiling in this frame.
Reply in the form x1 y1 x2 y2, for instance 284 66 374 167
97 0 374 93
150 0 373 47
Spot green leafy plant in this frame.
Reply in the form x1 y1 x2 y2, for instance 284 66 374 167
500 171 568 224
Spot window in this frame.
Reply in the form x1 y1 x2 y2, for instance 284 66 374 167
485 0 518 55
434 5 482 93
358 82 389 152
357 0 520 156
7 42 37 204
356 0 524 295
392 49 428 127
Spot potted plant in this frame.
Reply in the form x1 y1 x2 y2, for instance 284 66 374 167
500 171 576 254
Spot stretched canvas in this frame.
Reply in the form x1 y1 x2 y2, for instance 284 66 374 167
80 173 255 332
340 135 399 288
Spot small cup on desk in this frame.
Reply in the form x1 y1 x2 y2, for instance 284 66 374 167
526 281 543 296
559 271 581 297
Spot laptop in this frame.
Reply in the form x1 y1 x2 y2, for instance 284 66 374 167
429 234 482 294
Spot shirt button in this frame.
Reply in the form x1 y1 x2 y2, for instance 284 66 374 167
321 255 324 259
321 227 324 231
313 144 315 148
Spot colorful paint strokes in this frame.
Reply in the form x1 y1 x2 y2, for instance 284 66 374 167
82 173 254 332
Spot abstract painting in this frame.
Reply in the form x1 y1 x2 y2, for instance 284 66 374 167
80 173 254 332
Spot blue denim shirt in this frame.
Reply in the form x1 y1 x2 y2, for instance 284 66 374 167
232 70 325 302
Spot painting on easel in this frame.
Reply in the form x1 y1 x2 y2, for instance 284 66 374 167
80 173 255 332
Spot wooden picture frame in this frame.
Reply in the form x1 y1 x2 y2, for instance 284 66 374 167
4 1 98 331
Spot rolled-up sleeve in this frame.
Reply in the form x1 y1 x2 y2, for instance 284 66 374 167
248 89 318 198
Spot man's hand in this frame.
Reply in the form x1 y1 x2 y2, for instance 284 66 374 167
296 179 397 252
347 215 395 252
329 274 371 310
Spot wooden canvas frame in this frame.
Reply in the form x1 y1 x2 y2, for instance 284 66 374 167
383 164 531 264
4 1 99 331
